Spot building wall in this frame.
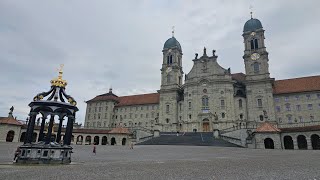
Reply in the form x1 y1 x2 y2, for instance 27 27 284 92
0 124 22 142
274 92 320 126
255 133 281 149
280 131 320 150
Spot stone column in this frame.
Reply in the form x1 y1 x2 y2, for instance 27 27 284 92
45 115 55 144
38 116 47 142
25 112 38 144
56 116 64 143
64 115 75 145
293 138 298 150
306 137 312 150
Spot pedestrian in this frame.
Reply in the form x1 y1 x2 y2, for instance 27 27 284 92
13 146 21 162
93 144 96 155
129 142 134 149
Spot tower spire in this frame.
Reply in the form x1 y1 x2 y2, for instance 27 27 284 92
249 5 253 19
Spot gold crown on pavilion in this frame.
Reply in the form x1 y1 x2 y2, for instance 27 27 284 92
50 64 68 88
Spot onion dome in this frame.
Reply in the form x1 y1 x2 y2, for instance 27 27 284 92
163 37 182 51
243 18 263 32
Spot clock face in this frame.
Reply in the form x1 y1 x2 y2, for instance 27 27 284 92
250 53 260 60
250 32 256 36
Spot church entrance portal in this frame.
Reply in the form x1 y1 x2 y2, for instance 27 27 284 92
202 119 210 132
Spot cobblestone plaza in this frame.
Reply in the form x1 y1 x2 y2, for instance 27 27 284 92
0 143 319 180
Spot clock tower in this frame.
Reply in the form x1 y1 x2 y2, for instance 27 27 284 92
158 30 183 132
243 16 270 81
242 15 276 124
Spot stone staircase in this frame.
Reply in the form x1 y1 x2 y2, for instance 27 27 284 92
137 132 240 147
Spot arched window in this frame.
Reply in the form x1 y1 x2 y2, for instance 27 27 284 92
221 112 225 118
250 39 259 50
239 99 243 108
170 55 173 64
253 62 259 73
259 115 264 121
202 96 209 109
167 56 170 64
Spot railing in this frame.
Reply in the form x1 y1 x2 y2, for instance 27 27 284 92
220 123 257 134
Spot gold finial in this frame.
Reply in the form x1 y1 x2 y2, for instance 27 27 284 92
50 64 67 88
172 26 175 37
249 5 253 19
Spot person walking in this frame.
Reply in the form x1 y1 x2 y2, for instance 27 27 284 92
92 144 96 155
13 146 21 162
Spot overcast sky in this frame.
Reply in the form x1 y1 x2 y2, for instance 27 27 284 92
1 0 319 124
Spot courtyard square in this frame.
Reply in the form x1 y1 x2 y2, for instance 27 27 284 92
0 143 319 180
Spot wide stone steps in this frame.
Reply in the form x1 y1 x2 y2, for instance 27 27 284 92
137 132 240 147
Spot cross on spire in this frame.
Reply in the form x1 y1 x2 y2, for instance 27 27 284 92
249 5 254 19
172 26 175 37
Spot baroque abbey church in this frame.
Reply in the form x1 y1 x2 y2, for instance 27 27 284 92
83 15 320 149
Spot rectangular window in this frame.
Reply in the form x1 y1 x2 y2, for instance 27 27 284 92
306 94 311 100
284 96 289 102
220 100 225 107
317 94 320 99
99 107 101 112
105 106 108 111
295 95 300 100
152 105 154 110
104 113 107 119
285 104 291 111
188 102 192 109
296 105 301 111
257 99 262 107
299 116 303 122
141 107 143 110
146 106 149 110
308 104 313 110
288 116 292 123
189 114 192 119
146 113 149 118
140 114 143 118
136 107 138 111
98 114 100 119
88 114 91 119
276 106 281 112
166 105 169 113
274 98 279 102
95 107 97 112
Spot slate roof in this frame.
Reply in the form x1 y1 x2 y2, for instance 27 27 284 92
256 122 280 133
0 117 23 126
273 75 320 94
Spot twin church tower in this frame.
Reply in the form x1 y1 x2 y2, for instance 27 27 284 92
158 16 275 132
85 16 277 133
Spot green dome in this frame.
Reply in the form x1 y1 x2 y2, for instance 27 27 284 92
243 18 263 32
163 37 181 51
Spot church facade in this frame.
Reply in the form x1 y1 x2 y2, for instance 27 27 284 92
84 16 320 134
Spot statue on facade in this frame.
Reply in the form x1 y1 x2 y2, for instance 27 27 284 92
195 53 198 59
9 106 14 113
212 49 216 56
213 112 218 121
203 47 207 56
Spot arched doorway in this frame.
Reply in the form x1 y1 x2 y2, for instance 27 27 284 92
101 136 108 145
111 137 116 145
94 136 100 145
6 131 15 142
122 138 126 145
297 135 307 149
202 119 210 132
283 136 294 149
311 134 320 150
85 136 92 145
20 132 26 142
77 135 83 145
264 138 274 149
32 132 37 142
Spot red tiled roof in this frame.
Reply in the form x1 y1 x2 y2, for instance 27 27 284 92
116 93 159 106
0 117 23 126
256 122 280 133
108 127 131 134
280 125 320 133
231 73 246 82
273 75 320 94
